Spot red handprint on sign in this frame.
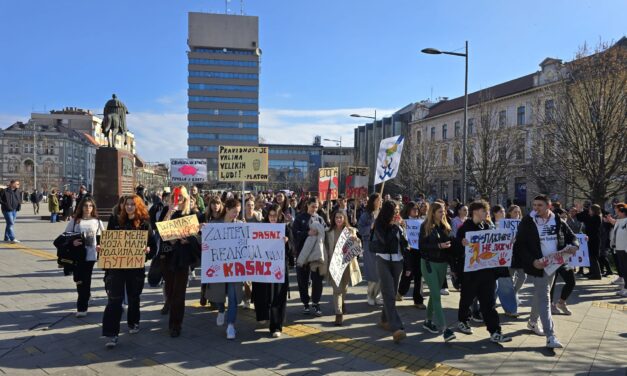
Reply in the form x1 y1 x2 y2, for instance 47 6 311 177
274 266 283 281
205 264 221 278
202 243 209 251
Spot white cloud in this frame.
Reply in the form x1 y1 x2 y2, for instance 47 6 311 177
126 112 187 161
259 107 395 146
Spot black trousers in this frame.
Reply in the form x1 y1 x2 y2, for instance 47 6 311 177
398 250 424 304
74 261 95 312
252 279 289 332
550 266 576 302
458 270 501 334
588 242 602 278
162 268 189 331
102 269 145 337
296 264 323 307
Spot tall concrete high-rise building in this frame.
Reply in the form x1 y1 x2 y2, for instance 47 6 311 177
187 12 260 181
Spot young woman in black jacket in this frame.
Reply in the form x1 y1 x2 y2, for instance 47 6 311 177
370 200 408 343
455 200 511 343
419 202 456 342
160 186 201 338
102 194 157 348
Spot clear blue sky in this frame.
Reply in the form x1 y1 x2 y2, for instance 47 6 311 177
1 0 625 160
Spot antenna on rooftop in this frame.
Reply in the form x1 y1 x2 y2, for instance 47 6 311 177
240 0 244 15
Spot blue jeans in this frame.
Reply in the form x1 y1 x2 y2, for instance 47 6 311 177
2 210 16 241
496 276 518 314
217 283 238 325
50 213 58 223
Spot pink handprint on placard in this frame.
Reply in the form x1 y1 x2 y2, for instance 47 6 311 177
205 264 221 278
274 266 283 281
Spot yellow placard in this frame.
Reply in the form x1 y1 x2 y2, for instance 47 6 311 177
98 230 148 269
156 215 200 241
218 145 269 182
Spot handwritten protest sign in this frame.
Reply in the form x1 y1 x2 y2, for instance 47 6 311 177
542 248 576 275
405 219 424 250
218 146 269 182
170 159 207 183
345 166 369 199
201 223 285 283
156 215 200 241
374 135 404 185
498 219 521 237
319 167 339 201
568 234 590 267
464 229 514 272
98 230 148 269
328 228 363 287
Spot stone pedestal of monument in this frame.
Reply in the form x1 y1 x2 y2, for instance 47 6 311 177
93 147 136 219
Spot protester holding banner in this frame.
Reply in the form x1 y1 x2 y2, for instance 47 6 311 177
455 200 512 343
549 209 577 316
575 204 603 279
200 196 224 307
249 204 290 337
294 197 327 316
160 187 201 338
492 205 519 317
419 202 456 342
203 198 245 340
369 200 408 343
505 205 527 312
357 193 383 306
243 198 263 223
102 195 156 348
397 202 426 309
64 197 103 317
325 210 362 326
513 195 578 349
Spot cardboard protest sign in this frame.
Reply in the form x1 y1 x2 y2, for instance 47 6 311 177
542 248 574 275
374 135 404 185
319 167 339 201
464 229 514 272
328 227 363 287
218 146 268 182
405 219 424 250
498 219 521 237
156 215 200 241
201 223 285 283
98 230 148 269
170 159 207 183
568 234 590 267
345 166 369 199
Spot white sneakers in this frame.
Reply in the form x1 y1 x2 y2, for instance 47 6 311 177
226 324 236 340
555 301 572 315
611 277 624 285
243 300 251 309
527 321 545 336
75 311 87 318
440 288 450 295
272 331 281 338
216 312 225 326
367 298 375 306
546 335 563 349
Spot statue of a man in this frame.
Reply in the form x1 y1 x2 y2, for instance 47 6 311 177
102 94 129 148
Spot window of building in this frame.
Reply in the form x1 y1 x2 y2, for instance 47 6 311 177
442 124 448 140
416 130 422 144
8 143 19 154
188 120 258 129
516 137 525 160
430 127 436 140
188 83 258 92
517 106 526 125
454 150 460 165
498 110 507 128
468 118 475 135
454 121 460 138
441 147 448 165
189 96 258 104
544 99 555 122
188 108 258 116
8 158 19 173
188 146 219 153
189 58 258 67
192 47 255 55
189 71 258 80
188 133 258 141
24 144 33 153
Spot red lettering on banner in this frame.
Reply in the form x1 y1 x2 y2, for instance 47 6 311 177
219 262 276 277
482 244 492 252
223 263 233 277
252 231 281 240
235 263 245 276
246 261 255 275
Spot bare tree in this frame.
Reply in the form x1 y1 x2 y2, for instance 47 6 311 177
531 40 627 205
393 125 441 197
465 92 520 201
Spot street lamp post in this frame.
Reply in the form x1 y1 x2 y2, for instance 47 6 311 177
351 111 377 192
323 137 343 192
27 120 38 192
422 41 469 203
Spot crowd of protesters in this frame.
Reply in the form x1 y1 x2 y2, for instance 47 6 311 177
3 179 626 350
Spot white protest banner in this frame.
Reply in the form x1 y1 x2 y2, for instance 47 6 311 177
170 159 207 183
156 215 200 241
568 234 590 267
374 135 405 185
464 229 514 272
201 223 285 283
498 219 521 237
328 228 363 287
405 219 424 250
542 248 575 275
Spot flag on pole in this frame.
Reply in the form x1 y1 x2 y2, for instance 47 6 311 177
374 135 404 185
